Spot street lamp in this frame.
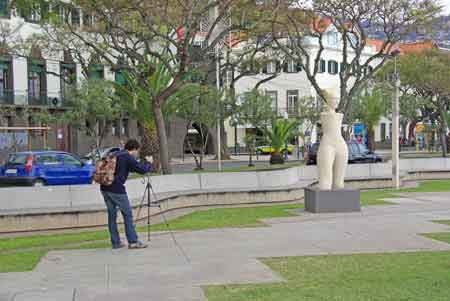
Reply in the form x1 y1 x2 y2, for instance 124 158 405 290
391 49 401 189
283 111 289 161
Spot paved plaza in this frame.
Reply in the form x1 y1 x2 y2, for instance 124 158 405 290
1 192 450 301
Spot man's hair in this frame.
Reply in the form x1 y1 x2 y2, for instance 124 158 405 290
124 139 141 151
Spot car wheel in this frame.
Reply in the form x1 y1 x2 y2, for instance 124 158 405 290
33 179 46 187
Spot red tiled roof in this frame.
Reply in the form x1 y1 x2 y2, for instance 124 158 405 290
398 40 437 54
366 39 437 55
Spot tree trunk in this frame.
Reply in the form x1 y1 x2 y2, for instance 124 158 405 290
401 122 408 140
270 152 284 165
439 110 448 157
220 119 231 160
440 129 447 157
367 127 376 153
153 101 172 174
140 120 161 172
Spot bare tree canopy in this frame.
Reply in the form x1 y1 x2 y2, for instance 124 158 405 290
270 0 440 117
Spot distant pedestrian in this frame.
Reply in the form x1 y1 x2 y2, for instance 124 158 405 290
100 139 153 249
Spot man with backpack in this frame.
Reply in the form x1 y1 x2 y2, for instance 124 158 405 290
96 139 153 249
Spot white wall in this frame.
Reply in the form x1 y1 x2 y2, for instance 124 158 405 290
46 60 61 103
12 56 28 105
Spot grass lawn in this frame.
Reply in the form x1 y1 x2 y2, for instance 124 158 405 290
199 162 304 173
433 220 450 226
129 162 305 178
399 180 450 193
420 220 450 246
0 183 434 273
400 152 444 159
205 251 450 301
139 203 303 232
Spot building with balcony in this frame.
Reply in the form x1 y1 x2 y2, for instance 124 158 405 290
224 23 389 149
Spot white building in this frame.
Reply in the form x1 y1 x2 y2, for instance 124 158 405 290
0 2 141 157
225 23 389 148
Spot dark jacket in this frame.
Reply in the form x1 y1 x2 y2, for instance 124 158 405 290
100 150 152 194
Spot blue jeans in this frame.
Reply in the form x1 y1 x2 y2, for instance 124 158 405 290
101 191 138 247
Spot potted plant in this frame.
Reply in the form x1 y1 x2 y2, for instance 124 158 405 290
264 118 299 165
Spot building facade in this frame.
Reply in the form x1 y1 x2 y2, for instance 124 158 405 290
226 24 386 149
0 2 191 161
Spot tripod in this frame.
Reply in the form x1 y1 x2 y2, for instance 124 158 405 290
136 174 161 242
135 174 191 263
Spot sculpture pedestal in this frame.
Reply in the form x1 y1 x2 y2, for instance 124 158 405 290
304 188 361 213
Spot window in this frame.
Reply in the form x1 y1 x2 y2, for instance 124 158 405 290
21 2 49 23
83 12 94 28
115 70 126 85
88 65 104 79
52 2 70 24
319 59 326 73
112 120 119 137
0 0 9 18
285 59 301 73
28 60 47 105
381 123 386 141
264 61 277 74
36 154 60 165
71 7 81 27
122 118 129 137
60 62 76 101
61 154 82 167
327 32 339 47
0 60 12 103
266 91 278 111
7 153 28 165
6 115 12 127
287 90 299 117
328 60 338 75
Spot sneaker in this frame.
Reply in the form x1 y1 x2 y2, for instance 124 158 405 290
112 242 126 250
128 241 148 249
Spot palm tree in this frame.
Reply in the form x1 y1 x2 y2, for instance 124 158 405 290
354 85 391 152
264 118 299 164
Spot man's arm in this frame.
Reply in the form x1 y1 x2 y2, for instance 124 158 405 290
128 156 153 175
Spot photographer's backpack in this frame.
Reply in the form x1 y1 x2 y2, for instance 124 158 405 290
94 155 117 186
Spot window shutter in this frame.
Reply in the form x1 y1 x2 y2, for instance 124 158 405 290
276 60 281 73
262 63 267 74
319 60 326 73
296 62 302 72
283 61 288 73
328 61 332 74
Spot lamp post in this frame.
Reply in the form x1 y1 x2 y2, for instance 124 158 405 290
283 111 289 161
391 49 401 189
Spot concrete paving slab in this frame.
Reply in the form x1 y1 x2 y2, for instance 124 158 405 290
2 193 450 300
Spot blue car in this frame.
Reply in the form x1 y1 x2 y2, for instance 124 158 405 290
0 151 96 186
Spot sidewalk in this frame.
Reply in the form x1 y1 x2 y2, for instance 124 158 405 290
171 154 301 164
1 192 450 300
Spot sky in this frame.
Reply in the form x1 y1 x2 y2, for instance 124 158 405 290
442 0 450 14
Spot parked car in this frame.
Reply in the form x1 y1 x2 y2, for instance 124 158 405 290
81 147 121 165
306 142 383 165
0 151 96 186
255 145 294 155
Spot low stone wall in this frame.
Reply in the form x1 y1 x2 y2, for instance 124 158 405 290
0 178 396 233
0 186 306 233
2 157 450 233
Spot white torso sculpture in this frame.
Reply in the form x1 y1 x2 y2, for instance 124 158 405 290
317 98 348 190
